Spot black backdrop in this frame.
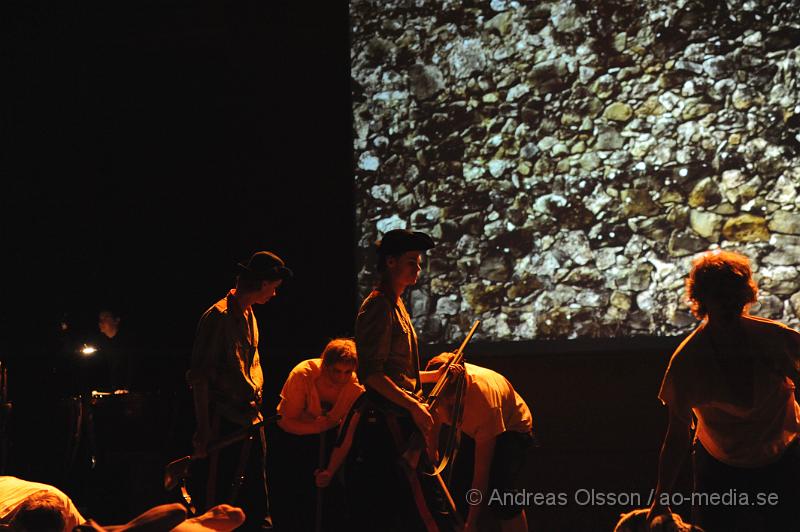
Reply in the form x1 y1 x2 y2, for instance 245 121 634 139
2 1 357 511
3 1 355 360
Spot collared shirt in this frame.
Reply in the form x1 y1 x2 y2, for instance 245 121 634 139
459 363 533 443
659 315 800 467
355 288 421 393
189 290 264 426
276 358 364 431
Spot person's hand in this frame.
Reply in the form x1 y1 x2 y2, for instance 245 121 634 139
314 468 333 488
410 401 434 436
646 500 672 531
180 504 246 531
192 427 210 458
435 352 464 380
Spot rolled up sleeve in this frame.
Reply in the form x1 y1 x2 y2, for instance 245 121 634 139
189 309 225 386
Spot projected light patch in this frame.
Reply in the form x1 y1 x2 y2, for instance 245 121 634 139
351 0 800 342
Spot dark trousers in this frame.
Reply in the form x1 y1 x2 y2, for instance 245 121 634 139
193 418 272 531
345 406 434 532
693 437 800 532
267 426 348 532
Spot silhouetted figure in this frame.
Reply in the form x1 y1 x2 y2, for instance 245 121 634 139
648 250 800 531
95 308 136 392
187 250 292 531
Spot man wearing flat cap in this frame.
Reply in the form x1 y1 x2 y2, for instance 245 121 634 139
347 228 454 531
188 250 292 531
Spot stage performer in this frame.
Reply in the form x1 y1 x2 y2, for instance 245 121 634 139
271 337 363 531
346 228 454 531
188 250 292 531
425 354 533 532
648 249 800 531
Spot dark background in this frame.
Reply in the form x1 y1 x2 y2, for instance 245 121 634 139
2 0 360 520
3 1 355 357
1 2 688 530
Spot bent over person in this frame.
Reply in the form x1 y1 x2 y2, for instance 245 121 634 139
188 250 292 531
426 355 534 532
271 338 364 531
648 250 800 531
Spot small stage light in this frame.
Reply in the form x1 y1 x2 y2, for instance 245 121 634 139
80 344 97 356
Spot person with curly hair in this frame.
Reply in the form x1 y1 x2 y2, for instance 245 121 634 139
648 250 800 531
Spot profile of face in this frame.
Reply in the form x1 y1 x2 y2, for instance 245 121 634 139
386 250 423 288
256 279 283 305
98 311 120 338
323 361 356 387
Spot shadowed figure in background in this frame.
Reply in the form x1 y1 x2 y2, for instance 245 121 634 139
648 250 800 532
76 307 139 395
187 251 293 531
95 308 136 392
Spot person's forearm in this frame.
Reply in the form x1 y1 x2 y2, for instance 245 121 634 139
277 415 330 436
653 414 692 501
326 387 364 423
365 374 420 411
326 411 361 474
419 369 439 384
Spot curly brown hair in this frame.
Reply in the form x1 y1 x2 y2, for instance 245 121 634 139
321 338 357 368
685 250 758 320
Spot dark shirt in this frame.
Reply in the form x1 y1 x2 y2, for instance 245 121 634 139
355 288 420 393
189 291 264 426
78 328 137 393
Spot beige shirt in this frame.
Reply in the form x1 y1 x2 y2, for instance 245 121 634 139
459 363 533 443
659 315 800 467
277 358 364 430
0 476 85 530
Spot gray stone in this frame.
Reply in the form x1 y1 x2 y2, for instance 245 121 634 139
448 39 488 79
435 295 460 316
411 206 441 226
358 151 379 171
408 64 445 100
376 215 406 234
594 126 625 150
759 266 800 296
769 211 800 235
750 294 784 319
370 184 393 203
689 210 723 239
764 234 800 265
668 229 707 257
